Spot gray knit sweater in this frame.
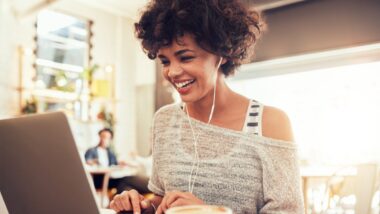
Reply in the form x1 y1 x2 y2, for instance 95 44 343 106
148 104 304 214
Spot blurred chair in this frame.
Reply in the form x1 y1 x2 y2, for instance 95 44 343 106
322 163 379 214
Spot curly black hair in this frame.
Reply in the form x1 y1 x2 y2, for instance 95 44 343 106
135 0 264 76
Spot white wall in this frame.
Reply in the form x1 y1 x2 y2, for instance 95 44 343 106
113 16 137 159
0 0 34 118
135 34 156 157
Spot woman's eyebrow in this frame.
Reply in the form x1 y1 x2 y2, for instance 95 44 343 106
174 49 195 56
158 49 195 59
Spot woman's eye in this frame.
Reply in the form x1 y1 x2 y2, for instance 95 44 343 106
180 56 194 61
160 60 169 66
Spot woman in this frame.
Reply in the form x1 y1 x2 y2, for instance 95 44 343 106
110 0 304 213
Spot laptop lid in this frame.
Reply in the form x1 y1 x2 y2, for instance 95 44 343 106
0 112 100 214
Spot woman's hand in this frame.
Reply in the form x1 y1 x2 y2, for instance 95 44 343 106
109 189 151 213
156 191 204 214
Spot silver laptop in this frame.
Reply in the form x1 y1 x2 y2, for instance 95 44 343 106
0 112 115 214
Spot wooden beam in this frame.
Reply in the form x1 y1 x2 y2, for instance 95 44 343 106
13 0 59 19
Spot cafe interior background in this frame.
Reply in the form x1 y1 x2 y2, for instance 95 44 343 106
1 0 379 213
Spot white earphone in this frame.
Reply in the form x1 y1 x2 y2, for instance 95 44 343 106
185 56 223 193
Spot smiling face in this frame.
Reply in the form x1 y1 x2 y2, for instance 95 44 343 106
158 34 223 104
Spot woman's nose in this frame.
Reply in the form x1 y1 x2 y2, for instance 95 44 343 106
167 63 183 78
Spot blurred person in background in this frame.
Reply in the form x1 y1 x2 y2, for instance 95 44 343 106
85 128 150 194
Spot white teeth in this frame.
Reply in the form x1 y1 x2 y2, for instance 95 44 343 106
175 79 194 88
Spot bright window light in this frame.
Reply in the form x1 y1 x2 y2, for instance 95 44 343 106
229 61 380 165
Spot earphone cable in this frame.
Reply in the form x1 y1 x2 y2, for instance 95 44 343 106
185 57 222 193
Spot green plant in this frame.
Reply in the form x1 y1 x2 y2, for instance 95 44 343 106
81 64 99 99
82 64 99 84
52 70 76 92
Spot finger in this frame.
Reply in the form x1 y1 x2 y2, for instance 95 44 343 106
156 203 164 214
161 191 181 212
109 200 120 212
119 193 131 211
163 198 178 212
129 189 142 213
165 192 185 208
140 199 150 209
113 195 125 211
159 194 169 212
169 198 188 208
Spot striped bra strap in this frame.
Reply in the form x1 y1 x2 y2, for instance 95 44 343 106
243 100 263 136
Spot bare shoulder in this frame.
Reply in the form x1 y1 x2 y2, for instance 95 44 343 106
262 105 294 142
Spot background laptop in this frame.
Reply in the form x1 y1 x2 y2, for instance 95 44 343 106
0 112 115 214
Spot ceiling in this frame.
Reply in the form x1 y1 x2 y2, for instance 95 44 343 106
10 0 305 20
9 0 149 19
10 0 43 13
74 0 149 19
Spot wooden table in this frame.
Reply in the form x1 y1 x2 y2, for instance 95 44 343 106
86 166 139 207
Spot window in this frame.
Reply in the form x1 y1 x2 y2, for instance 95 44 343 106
228 46 380 165
33 10 92 118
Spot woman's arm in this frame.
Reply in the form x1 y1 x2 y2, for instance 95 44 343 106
259 106 304 213
155 191 204 214
262 105 294 142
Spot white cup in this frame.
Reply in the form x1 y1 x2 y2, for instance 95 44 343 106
166 205 233 214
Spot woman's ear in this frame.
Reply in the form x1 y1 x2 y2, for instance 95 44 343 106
221 57 227 65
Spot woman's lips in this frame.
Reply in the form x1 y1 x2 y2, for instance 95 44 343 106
175 79 196 95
